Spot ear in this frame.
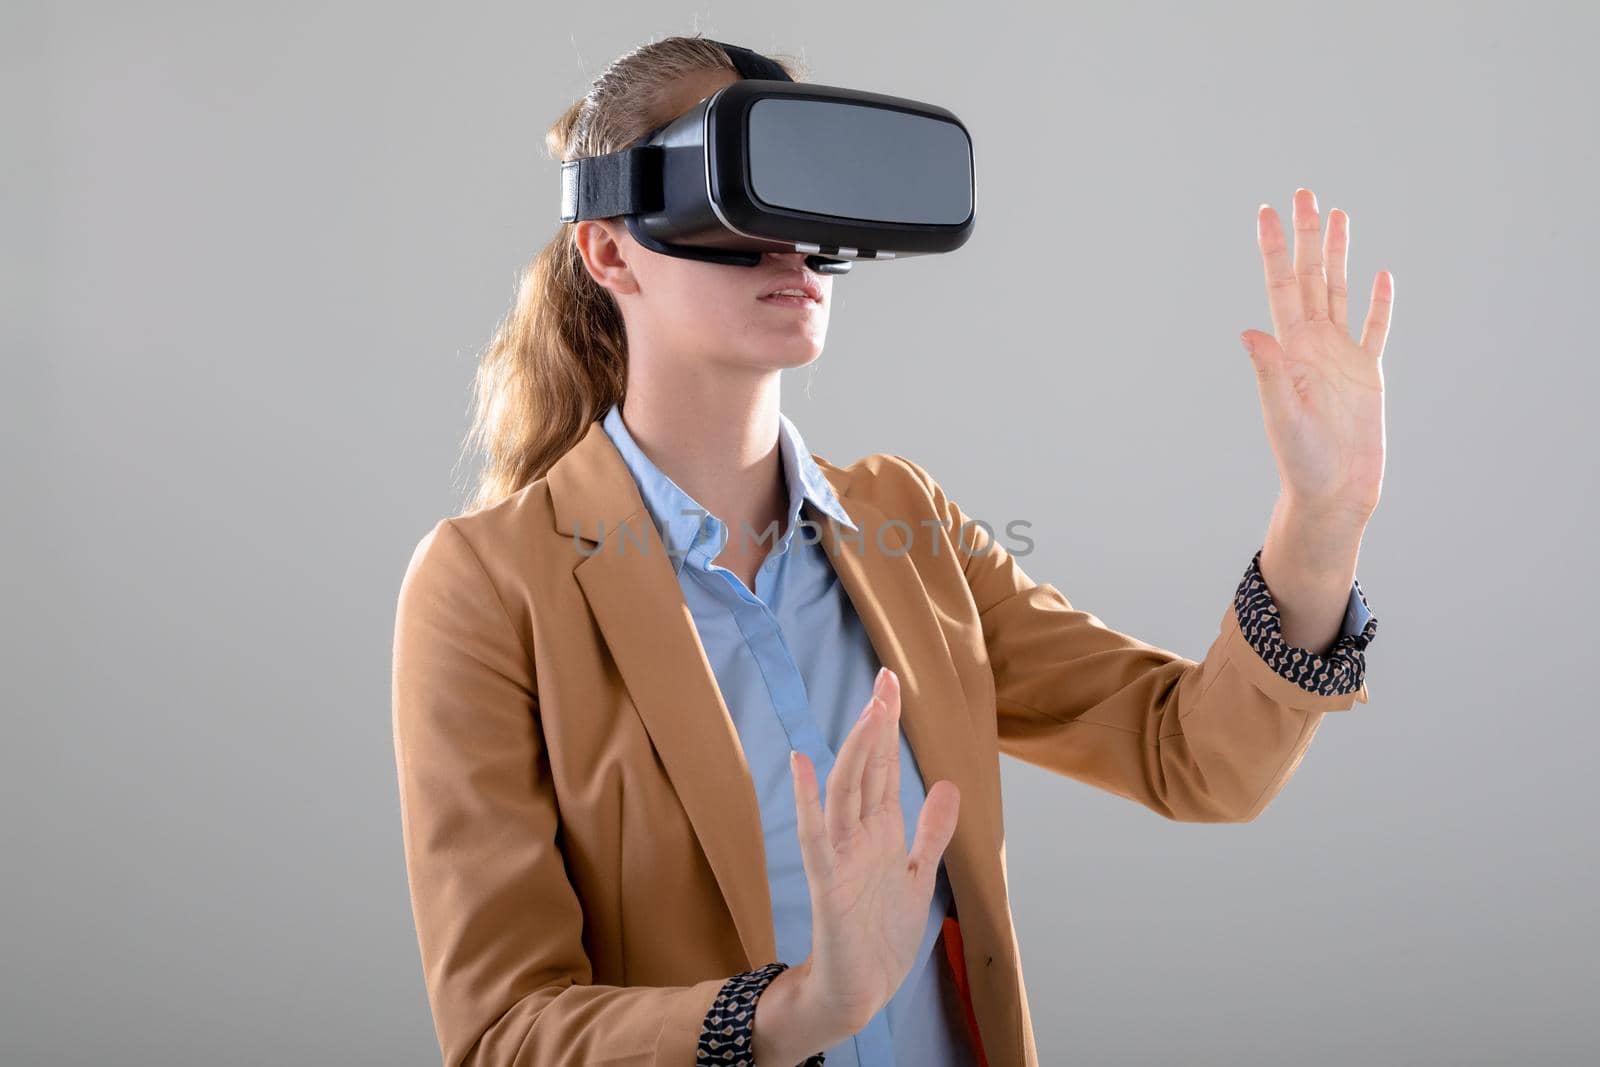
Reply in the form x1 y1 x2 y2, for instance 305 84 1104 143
573 219 640 296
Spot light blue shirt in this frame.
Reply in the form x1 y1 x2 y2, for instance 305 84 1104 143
600 401 977 1067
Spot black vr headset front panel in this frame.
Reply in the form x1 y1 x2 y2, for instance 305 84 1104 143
703 80 974 257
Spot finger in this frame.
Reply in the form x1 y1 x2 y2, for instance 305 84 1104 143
791 750 835 883
858 672 896 822
826 672 886 845
881 670 904 850
1326 208 1351 333
907 779 961 890
1358 270 1395 359
1292 187 1329 323
1257 203 1302 338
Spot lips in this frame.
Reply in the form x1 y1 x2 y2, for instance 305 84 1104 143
758 270 823 304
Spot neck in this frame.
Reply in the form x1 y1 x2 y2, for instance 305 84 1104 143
616 368 790 555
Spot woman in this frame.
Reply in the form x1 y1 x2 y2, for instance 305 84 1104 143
391 34 1389 1067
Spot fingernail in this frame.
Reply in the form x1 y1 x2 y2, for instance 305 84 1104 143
1239 332 1253 355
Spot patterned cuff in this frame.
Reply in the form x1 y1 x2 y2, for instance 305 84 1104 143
1234 547 1379 697
696 961 827 1065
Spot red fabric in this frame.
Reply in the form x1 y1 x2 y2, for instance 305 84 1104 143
941 916 991 1067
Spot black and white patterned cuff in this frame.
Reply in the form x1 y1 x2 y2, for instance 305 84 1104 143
1234 547 1379 697
696 961 827 1065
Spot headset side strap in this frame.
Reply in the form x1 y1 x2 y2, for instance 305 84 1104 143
559 145 663 222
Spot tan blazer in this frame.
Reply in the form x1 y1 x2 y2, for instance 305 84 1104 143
391 418 1370 1067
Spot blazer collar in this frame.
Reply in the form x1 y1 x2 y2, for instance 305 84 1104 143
547 416 1020 1064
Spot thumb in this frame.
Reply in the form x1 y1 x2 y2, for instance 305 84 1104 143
791 750 835 885
1240 329 1294 409
906 780 960 892
1238 329 1281 378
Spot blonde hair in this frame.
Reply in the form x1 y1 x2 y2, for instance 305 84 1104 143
458 34 809 513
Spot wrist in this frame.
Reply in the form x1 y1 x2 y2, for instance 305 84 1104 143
1277 491 1370 544
752 958 853 1065
1267 495 1365 585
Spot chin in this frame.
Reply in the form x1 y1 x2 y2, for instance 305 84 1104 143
760 339 826 370
722 329 825 371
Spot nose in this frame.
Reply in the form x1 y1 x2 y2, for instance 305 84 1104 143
763 250 810 267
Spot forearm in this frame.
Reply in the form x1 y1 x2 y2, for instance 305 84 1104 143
752 958 854 1065
1259 495 1367 655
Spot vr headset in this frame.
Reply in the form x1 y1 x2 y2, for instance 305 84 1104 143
557 40 975 275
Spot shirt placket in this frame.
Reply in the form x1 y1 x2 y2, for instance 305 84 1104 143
688 531 899 1066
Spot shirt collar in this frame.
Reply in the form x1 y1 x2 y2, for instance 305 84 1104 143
599 400 857 576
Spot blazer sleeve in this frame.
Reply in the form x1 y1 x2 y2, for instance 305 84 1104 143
391 518 727 1066
894 456 1374 824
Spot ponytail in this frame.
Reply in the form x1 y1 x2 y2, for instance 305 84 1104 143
458 35 807 512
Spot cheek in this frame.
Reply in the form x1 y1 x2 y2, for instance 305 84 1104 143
672 272 757 327
704 271 758 313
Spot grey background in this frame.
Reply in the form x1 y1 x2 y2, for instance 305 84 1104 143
7 1 1597 1064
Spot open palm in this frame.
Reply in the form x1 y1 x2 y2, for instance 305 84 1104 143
790 667 961 1033
1242 188 1393 523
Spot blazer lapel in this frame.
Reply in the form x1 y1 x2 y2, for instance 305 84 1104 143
548 422 1018 1063
551 420 778 967
812 489 1019 1064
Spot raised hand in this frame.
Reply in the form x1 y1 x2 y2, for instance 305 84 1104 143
788 666 961 1034
1241 188 1392 525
